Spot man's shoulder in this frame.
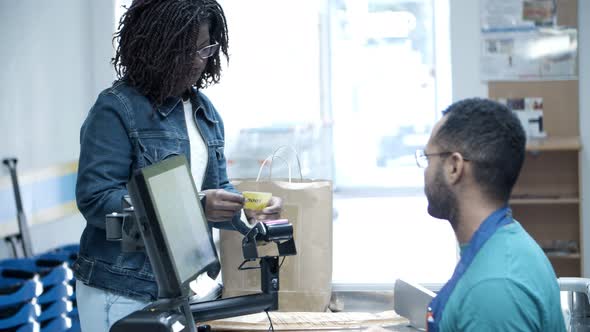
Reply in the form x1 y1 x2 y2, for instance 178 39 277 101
475 221 548 270
459 223 555 288
444 277 564 332
452 221 559 305
442 222 564 331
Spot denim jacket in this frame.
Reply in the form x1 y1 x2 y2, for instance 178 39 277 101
74 80 246 301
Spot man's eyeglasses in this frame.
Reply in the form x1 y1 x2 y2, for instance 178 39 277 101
195 42 220 60
415 149 453 168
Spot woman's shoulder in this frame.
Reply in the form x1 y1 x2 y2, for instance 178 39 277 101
195 89 223 122
104 80 146 102
196 89 214 108
93 80 151 114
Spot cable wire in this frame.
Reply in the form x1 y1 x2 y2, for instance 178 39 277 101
279 256 286 268
265 310 275 332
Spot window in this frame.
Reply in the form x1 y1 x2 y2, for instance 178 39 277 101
207 0 328 180
115 0 457 289
212 0 456 288
327 0 456 288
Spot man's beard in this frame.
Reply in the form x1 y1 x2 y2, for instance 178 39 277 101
425 165 458 225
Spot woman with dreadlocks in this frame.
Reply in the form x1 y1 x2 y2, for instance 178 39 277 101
74 0 282 330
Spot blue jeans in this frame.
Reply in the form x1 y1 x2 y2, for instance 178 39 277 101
76 280 149 332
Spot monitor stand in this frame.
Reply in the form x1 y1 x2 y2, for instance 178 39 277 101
110 256 281 332
110 294 199 332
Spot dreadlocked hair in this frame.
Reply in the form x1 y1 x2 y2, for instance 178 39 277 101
112 0 229 106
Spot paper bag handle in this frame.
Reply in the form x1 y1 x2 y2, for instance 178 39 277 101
256 146 303 183
256 155 291 182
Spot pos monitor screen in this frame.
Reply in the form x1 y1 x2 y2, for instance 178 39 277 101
127 155 220 298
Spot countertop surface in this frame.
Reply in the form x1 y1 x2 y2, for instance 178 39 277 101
206 291 423 331
331 291 421 331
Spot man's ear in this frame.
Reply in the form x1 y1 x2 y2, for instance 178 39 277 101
445 152 467 185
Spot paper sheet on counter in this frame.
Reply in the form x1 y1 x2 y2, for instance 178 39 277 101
203 310 408 331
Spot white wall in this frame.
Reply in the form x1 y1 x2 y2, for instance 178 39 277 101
0 0 116 255
0 1 116 168
449 0 488 100
450 0 590 277
579 1 590 277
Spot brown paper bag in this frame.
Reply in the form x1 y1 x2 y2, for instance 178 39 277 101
220 152 333 311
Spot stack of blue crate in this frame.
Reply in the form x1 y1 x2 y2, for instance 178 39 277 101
0 266 43 332
0 244 80 332
38 244 80 332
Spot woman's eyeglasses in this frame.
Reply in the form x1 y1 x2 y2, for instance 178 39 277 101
195 42 220 60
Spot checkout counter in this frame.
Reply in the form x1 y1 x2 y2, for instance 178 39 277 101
101 155 587 331
104 155 425 332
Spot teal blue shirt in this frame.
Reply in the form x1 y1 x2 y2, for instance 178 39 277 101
440 221 565 332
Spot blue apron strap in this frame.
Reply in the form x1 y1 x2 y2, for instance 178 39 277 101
426 206 513 332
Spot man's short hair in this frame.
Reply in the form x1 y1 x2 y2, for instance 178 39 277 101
435 98 526 201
